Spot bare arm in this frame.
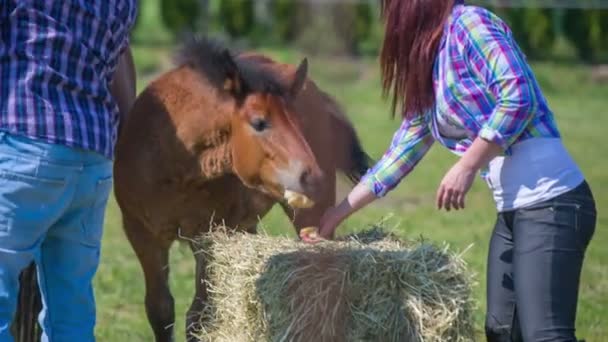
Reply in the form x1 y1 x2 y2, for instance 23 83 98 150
460 137 502 171
109 45 137 135
318 115 434 239
435 136 502 211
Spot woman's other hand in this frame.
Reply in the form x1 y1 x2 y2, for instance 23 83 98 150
436 137 503 211
436 161 477 211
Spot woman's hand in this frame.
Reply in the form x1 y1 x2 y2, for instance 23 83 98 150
436 161 477 211
312 182 377 242
319 205 348 240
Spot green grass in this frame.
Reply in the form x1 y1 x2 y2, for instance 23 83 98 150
92 43 608 341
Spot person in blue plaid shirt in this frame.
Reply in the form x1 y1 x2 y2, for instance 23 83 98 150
0 1 138 340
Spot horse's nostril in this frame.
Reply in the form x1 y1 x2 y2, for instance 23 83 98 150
300 168 323 191
300 169 312 186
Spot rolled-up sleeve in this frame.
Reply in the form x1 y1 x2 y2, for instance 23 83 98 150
461 11 539 151
361 114 434 197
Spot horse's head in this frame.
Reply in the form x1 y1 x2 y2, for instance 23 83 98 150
220 54 323 208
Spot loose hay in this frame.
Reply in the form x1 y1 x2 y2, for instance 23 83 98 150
193 225 476 342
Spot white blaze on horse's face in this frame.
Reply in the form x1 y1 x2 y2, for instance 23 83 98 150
229 58 323 208
230 98 321 208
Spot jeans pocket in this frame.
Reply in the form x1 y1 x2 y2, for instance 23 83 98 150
0 217 8 234
575 208 596 251
551 202 595 251
81 175 113 247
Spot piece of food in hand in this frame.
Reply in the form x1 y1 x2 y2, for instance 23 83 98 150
299 226 322 243
284 190 314 208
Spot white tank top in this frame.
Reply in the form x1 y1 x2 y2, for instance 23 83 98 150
434 115 584 212
484 138 584 212
436 110 468 139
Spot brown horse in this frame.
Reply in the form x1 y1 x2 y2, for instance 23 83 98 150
113 37 372 342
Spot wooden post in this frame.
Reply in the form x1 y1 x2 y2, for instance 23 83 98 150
11 262 42 342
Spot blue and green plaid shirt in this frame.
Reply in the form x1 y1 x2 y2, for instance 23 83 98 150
0 1 138 159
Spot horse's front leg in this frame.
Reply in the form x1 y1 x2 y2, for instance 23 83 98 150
122 214 175 342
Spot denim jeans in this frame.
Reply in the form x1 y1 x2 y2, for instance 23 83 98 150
485 181 597 342
0 132 112 342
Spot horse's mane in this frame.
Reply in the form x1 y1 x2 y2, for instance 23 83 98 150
174 35 286 97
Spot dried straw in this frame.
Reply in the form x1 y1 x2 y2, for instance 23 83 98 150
192 224 476 342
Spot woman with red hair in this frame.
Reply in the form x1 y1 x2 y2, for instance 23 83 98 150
319 1 595 341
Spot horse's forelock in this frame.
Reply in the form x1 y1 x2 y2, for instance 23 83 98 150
175 36 288 100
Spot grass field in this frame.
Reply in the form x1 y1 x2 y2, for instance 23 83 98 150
92 43 607 341
91 2 607 340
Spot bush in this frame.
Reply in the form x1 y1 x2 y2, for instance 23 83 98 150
492 7 555 59
331 2 374 56
353 2 375 50
269 0 299 42
268 1 374 56
217 0 255 39
160 0 201 37
563 9 608 63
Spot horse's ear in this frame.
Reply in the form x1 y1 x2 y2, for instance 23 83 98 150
290 58 308 97
221 50 244 97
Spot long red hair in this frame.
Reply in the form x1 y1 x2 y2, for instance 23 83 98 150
380 0 457 118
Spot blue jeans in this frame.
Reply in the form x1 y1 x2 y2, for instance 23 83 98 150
0 132 112 342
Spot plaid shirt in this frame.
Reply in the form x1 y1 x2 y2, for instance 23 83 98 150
362 4 560 197
0 1 138 159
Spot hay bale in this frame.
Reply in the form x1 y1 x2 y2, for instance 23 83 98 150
193 226 476 342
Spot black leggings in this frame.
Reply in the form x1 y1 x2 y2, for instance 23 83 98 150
485 181 596 342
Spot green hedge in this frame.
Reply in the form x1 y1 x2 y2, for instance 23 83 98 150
154 0 608 61
269 0 299 42
489 6 608 62
563 9 608 63
217 0 255 39
490 7 555 59
331 2 374 55
160 0 201 37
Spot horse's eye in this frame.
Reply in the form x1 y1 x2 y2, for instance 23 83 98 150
250 117 269 132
